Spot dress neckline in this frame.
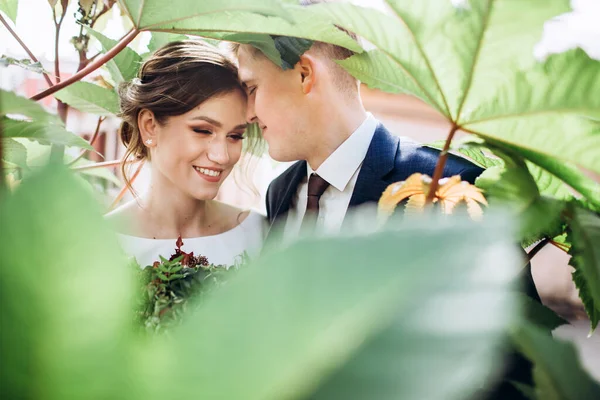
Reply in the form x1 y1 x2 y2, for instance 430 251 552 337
117 210 255 241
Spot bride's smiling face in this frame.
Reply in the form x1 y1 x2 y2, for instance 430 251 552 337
140 90 248 200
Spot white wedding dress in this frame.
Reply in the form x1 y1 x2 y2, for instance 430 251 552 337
117 210 268 268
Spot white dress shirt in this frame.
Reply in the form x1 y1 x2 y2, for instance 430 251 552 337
283 113 378 241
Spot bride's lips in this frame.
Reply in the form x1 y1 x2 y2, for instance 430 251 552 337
193 166 223 183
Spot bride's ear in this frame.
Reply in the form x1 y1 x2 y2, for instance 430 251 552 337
138 109 158 148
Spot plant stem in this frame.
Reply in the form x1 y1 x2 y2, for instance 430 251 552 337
53 7 66 84
550 239 571 253
68 117 105 166
49 139 66 163
49 7 68 163
425 123 459 203
0 14 55 87
30 29 139 101
72 159 134 171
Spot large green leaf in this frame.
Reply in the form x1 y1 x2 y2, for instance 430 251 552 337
426 139 503 169
313 1 600 174
0 167 522 399
568 207 600 332
1 137 27 168
0 0 17 23
307 2 448 115
271 35 313 70
141 213 520 400
314 0 569 117
337 50 418 96
475 152 567 246
150 4 362 55
464 136 600 208
464 49 600 123
54 81 120 116
527 163 573 201
212 33 315 70
0 166 135 399
519 293 568 331
572 267 600 333
2 118 94 150
118 0 291 30
491 140 600 209
146 32 189 53
86 27 143 83
463 49 600 174
221 32 283 65
512 322 600 399
0 89 60 122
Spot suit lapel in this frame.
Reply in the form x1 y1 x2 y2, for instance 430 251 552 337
265 160 307 240
348 124 399 208
272 160 307 220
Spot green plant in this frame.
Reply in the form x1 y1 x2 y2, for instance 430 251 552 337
303 0 600 332
1 164 577 400
135 236 247 333
2 0 600 398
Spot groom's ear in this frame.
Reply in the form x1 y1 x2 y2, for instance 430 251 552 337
138 108 158 147
297 54 317 94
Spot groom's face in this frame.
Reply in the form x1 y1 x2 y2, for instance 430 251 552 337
237 46 312 162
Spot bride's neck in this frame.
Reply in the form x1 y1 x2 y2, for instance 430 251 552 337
140 178 214 239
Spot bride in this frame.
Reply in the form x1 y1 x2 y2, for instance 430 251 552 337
106 40 266 267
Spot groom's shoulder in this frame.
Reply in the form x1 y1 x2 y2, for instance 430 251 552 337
270 160 305 189
373 124 484 183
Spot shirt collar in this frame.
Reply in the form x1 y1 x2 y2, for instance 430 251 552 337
307 113 378 192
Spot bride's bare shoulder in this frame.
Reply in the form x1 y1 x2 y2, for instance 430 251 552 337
104 200 143 234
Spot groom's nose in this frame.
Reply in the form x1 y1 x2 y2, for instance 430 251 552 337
246 96 258 124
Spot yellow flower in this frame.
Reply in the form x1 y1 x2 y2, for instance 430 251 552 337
378 173 488 221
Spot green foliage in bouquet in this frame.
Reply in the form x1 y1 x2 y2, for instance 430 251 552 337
135 237 248 332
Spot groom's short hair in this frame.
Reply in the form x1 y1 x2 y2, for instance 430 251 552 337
231 0 360 93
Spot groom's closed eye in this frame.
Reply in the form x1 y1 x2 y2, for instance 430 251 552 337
228 133 245 141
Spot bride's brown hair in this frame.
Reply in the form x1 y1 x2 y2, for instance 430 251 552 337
118 40 249 195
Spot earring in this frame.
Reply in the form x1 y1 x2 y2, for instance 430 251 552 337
145 139 153 145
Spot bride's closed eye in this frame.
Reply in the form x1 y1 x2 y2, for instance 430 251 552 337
192 128 212 135
247 86 257 95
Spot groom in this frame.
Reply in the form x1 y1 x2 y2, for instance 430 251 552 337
233 15 540 400
234 40 482 238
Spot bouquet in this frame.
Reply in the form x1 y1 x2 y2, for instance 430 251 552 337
133 236 247 333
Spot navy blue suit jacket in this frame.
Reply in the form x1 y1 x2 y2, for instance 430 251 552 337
265 123 482 225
